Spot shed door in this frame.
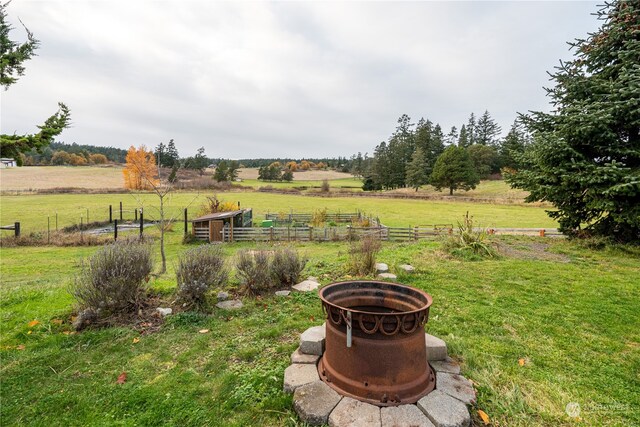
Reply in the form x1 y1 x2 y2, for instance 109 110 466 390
209 220 224 242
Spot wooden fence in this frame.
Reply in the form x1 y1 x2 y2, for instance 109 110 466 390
264 212 380 227
221 225 455 242
218 225 561 242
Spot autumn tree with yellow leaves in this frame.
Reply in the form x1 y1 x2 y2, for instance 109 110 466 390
123 145 159 190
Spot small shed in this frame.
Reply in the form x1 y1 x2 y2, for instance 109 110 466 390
191 209 253 242
1 158 17 168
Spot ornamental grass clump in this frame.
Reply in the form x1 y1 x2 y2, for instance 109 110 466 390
176 245 228 309
348 234 382 276
71 239 153 328
443 212 497 259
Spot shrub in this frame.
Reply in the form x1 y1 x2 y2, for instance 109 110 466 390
310 208 328 227
235 249 275 295
199 194 239 216
443 212 497 258
321 179 330 192
71 239 153 325
271 247 307 286
176 245 228 308
348 235 382 276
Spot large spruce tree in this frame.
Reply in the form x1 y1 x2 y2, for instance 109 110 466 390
0 2 70 163
505 1 640 241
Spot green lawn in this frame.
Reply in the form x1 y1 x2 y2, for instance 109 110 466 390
0 228 638 426
0 191 557 234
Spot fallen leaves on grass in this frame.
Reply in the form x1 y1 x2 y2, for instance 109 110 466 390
27 320 40 328
198 329 209 334
518 358 526 366
477 409 490 425
132 337 140 344
51 319 63 325
116 372 127 384
16 345 25 350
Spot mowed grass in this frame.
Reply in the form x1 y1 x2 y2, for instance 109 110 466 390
240 177 363 189
0 165 125 191
0 191 557 234
0 230 639 426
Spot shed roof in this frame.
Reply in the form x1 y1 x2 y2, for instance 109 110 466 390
191 210 245 222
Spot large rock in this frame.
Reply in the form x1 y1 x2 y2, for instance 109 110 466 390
156 307 172 316
283 363 320 393
399 264 415 273
294 380 342 426
378 273 397 280
300 325 326 355
429 357 461 375
381 404 435 427
435 373 476 405
275 290 291 297
216 299 243 310
291 348 320 364
329 397 381 427
425 334 448 361
292 280 321 292
417 390 470 427
375 263 389 273
216 291 229 301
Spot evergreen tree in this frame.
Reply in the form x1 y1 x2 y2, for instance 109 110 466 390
405 147 428 191
467 144 499 179
475 110 502 146
213 160 229 182
505 1 640 241
227 160 239 181
446 126 458 146
0 3 70 163
166 139 180 167
458 124 469 148
370 141 392 189
500 120 530 170
466 113 477 146
430 146 479 195
154 142 167 166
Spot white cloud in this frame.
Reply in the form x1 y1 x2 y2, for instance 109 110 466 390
1 1 600 158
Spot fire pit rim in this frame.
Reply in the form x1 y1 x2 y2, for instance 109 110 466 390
318 279 433 317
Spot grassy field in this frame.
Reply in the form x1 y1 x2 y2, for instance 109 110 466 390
1 229 638 426
240 177 363 190
0 191 558 234
0 166 125 191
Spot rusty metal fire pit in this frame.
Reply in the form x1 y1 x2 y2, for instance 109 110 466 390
318 280 435 407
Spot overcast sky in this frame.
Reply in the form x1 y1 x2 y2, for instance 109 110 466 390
2 1 600 159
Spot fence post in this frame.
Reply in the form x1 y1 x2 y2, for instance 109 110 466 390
56 212 58 231
86 208 90 224
270 226 274 242
134 208 138 222
309 226 313 242
139 209 144 238
80 217 83 243
347 225 352 241
114 219 118 241
539 229 545 237
414 226 418 241
109 205 113 223
14 221 20 237
47 216 50 244
184 208 188 235
119 202 123 221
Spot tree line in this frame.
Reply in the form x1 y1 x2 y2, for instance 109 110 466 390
360 111 530 194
